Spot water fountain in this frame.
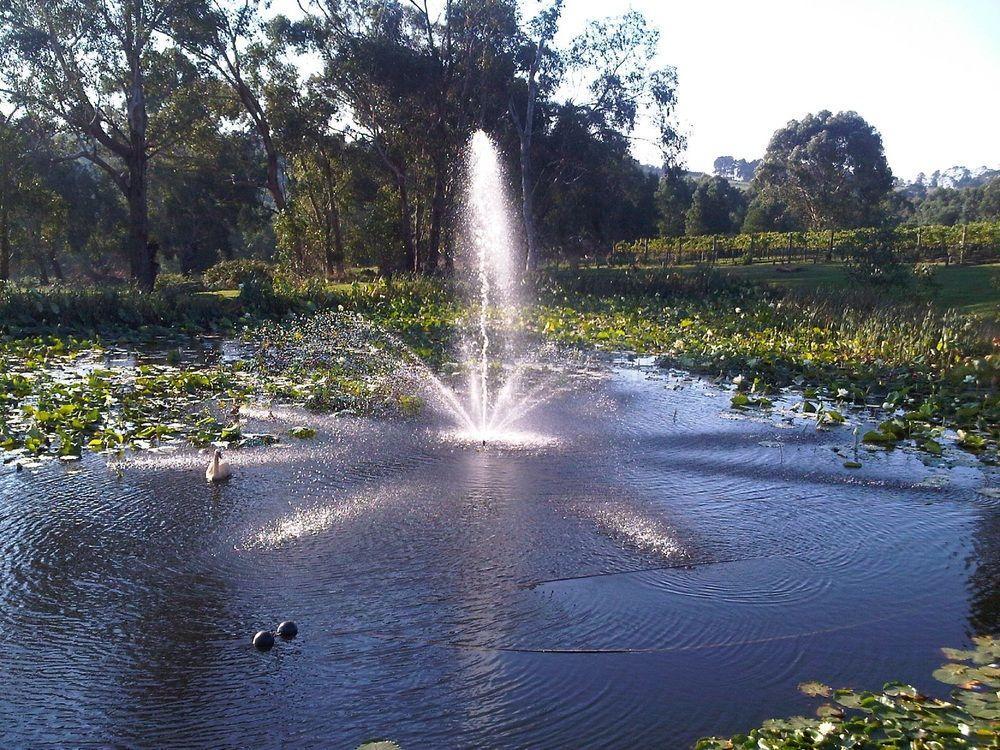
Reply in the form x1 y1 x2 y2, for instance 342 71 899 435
428 130 554 445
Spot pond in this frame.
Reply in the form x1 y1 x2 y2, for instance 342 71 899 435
0 360 996 748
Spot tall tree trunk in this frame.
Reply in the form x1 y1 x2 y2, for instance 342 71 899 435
48 246 63 281
125 157 154 290
264 142 286 212
126 55 155 290
328 202 345 278
510 39 544 271
519 131 537 270
0 205 10 281
35 231 49 285
425 164 446 275
396 173 416 273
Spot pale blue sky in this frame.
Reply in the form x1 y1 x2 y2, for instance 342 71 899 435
555 0 1000 177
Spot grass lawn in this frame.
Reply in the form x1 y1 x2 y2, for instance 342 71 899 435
675 262 999 318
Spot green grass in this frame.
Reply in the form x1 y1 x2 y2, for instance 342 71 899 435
196 289 241 299
664 262 1000 318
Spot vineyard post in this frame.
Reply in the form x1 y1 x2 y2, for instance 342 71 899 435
677 236 682 266
712 236 718 266
960 224 967 265
916 227 921 261
786 232 792 265
825 229 833 263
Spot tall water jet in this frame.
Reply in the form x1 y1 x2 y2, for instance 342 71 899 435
463 131 520 436
424 129 547 444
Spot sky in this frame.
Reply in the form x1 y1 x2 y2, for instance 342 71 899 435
554 0 1000 178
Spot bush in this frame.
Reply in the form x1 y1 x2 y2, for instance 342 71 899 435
202 259 278 313
846 229 914 290
153 273 203 304
202 259 274 291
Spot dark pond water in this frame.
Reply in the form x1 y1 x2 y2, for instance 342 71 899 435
1 364 997 748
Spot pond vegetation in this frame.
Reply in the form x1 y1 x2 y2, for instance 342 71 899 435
1 266 996 469
696 636 1000 748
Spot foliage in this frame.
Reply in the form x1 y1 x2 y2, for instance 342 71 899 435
685 176 747 236
537 267 999 459
0 306 439 463
153 273 204 303
655 166 695 237
614 220 1000 267
904 176 1000 227
696 636 1000 749
202 259 275 290
754 110 894 230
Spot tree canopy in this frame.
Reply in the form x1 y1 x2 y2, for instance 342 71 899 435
753 110 894 230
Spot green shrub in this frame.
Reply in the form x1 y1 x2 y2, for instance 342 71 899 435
153 273 204 304
202 259 274 291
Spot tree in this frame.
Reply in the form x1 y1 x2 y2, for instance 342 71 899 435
510 7 682 269
685 176 745 235
172 1 299 222
741 190 801 233
0 112 34 280
654 166 694 237
753 110 893 230
713 155 759 182
535 105 657 255
508 0 562 270
0 0 205 288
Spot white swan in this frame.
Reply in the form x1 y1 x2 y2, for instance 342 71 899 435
206 448 232 483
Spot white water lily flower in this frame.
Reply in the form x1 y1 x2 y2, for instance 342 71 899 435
959 722 971 736
817 721 837 737
733 375 745 386
735 306 741 314
836 388 849 398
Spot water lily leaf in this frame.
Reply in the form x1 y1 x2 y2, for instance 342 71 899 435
799 681 832 697
933 663 970 685
862 430 896 446
288 426 317 439
919 439 943 456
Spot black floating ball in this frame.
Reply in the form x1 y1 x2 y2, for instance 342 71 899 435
253 630 275 651
276 620 298 639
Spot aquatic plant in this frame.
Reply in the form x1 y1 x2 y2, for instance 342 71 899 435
696 636 1000 748
0 327 420 464
535 269 998 460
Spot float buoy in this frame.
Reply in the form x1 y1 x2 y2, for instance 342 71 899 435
253 630 275 651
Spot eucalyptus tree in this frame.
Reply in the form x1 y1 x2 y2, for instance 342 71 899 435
753 110 893 230
296 0 429 273
405 0 520 273
510 7 682 267
150 122 267 273
0 111 32 280
0 0 206 288
296 0 520 275
505 0 561 270
654 166 694 237
170 0 298 215
272 87 352 278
